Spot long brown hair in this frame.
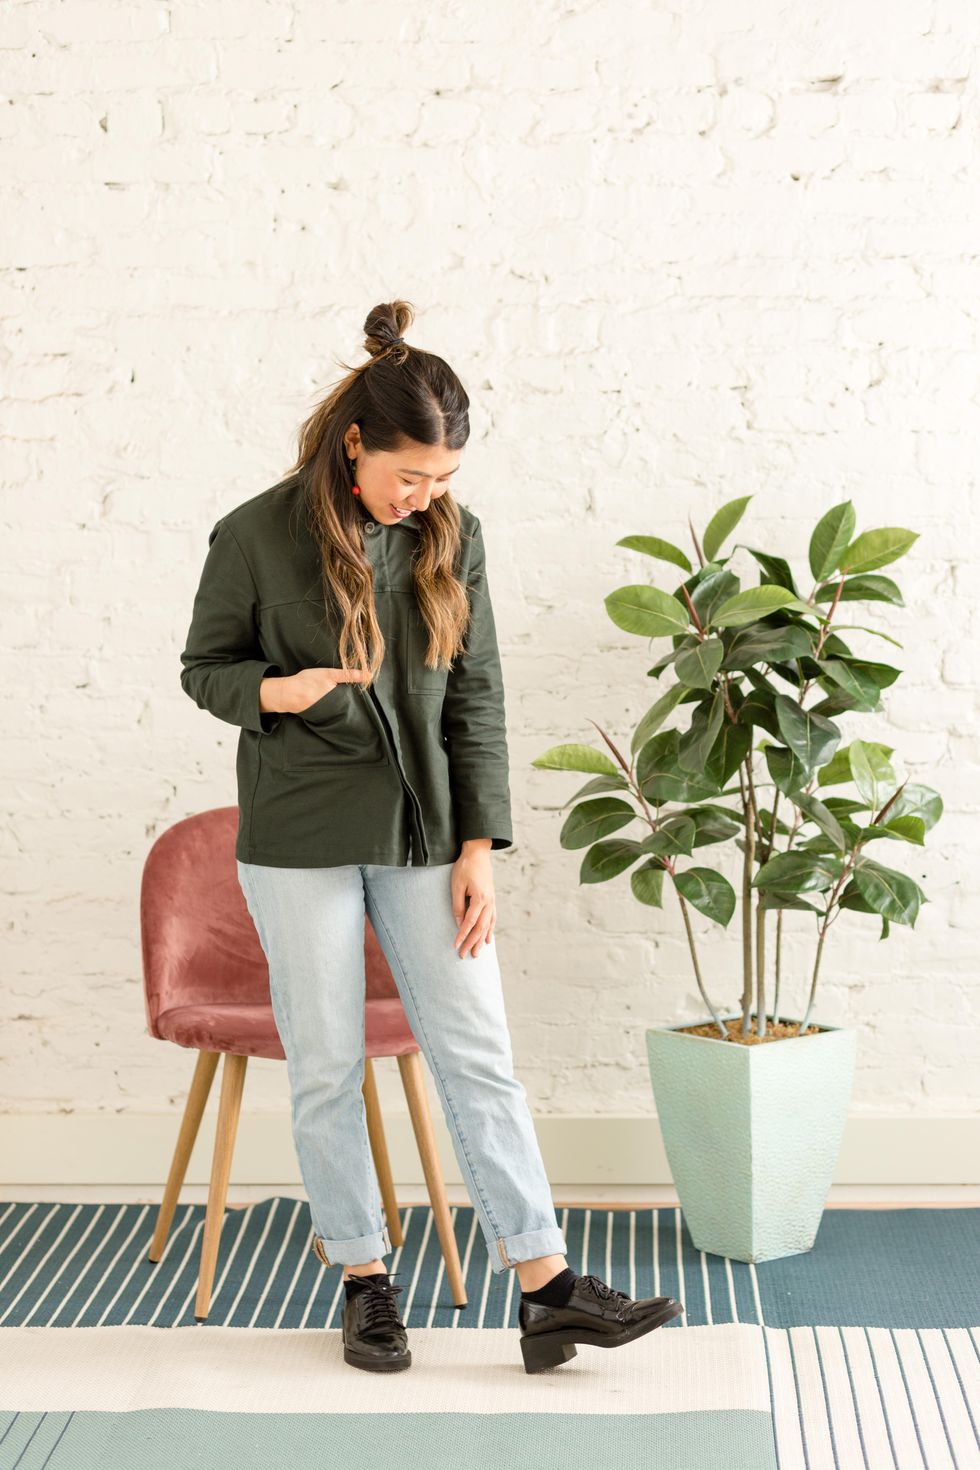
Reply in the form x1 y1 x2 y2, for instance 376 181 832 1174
285 300 474 686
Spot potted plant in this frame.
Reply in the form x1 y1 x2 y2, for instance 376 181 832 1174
532 498 942 1263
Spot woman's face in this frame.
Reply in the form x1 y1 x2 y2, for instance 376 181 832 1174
344 430 462 524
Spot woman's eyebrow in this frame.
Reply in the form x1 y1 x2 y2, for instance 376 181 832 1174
396 465 462 476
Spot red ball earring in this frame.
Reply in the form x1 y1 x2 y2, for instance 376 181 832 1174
350 457 360 494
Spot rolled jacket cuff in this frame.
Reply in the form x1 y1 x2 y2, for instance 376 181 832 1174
251 661 284 734
455 804 513 850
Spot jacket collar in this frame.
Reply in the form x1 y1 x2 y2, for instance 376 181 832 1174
353 503 422 535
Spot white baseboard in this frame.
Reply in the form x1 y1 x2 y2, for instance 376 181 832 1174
1 1113 977 1187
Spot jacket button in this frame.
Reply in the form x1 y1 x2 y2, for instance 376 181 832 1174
365 521 377 534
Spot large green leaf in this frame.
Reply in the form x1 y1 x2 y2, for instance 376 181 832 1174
736 688 781 738
684 806 743 846
675 637 725 689
704 722 753 786
579 838 646 885
821 795 870 817
641 815 697 858
817 740 895 788
794 791 848 851
743 547 799 594
885 781 943 833
711 586 811 628
606 585 691 638
637 728 723 803
616 534 693 573
861 815 926 846
814 573 905 606
752 851 844 893
532 743 620 777
630 682 690 754
673 866 737 926
838 527 919 574
848 739 898 811
758 890 824 913
687 568 741 628
837 658 901 691
721 623 813 671
702 496 753 562
764 743 809 798
774 693 842 770
676 688 726 773
561 773 631 807
836 884 892 941
647 639 696 680
849 857 926 926
560 797 637 850
815 658 883 712
631 861 666 907
809 501 856 580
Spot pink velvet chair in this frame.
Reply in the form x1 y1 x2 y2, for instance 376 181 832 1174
140 806 467 1319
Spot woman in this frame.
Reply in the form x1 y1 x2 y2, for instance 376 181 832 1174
179 300 683 1373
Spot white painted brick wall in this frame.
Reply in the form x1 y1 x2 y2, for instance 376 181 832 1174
3 1 978 1145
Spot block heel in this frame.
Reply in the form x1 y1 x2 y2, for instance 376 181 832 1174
520 1332 579 1373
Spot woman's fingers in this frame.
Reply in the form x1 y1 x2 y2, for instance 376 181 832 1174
455 897 495 959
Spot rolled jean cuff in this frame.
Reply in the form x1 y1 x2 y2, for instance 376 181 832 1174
312 1222 392 1269
493 1225 568 1273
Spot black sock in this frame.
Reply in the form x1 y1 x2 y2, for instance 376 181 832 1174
520 1266 578 1307
344 1270 390 1297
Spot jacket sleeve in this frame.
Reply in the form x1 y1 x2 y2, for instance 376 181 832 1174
441 517 514 851
180 517 284 734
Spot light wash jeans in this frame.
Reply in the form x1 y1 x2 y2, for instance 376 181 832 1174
236 856 568 1274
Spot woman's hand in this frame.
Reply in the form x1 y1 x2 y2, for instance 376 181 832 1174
277 667 366 714
451 840 496 958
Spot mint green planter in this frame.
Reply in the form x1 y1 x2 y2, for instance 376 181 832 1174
646 1014 857 1263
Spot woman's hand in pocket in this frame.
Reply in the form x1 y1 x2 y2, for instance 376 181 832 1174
285 667 366 714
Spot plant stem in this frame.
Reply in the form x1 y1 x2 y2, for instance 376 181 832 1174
755 901 766 1037
798 923 827 1035
740 761 756 1038
590 715 728 1037
798 834 865 1033
676 891 729 1039
744 756 768 1037
773 909 784 1025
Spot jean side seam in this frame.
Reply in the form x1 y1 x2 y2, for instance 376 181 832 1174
238 862 339 1247
365 887 505 1241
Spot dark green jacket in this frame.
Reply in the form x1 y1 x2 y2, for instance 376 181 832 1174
179 472 513 867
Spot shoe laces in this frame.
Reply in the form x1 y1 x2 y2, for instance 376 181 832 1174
577 1273 634 1321
354 1273 407 1332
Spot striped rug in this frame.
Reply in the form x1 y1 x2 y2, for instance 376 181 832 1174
1 1198 978 1469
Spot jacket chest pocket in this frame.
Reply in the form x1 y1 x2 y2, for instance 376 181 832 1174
405 608 449 698
283 685 390 771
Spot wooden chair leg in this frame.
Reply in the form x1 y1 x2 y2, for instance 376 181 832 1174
148 1049 220 1262
194 1051 248 1321
362 1056 404 1247
397 1050 468 1308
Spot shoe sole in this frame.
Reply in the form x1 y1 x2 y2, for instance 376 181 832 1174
343 1342 412 1372
520 1299 684 1374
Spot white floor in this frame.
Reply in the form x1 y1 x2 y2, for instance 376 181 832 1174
2 1183 977 1204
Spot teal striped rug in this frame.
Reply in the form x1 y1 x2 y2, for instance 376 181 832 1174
1 1198 978 1469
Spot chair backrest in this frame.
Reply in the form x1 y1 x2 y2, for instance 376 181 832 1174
141 807 399 1040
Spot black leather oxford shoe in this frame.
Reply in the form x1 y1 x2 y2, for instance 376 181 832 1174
342 1275 412 1372
518 1273 684 1373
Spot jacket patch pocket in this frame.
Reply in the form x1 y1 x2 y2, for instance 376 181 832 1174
283 684 390 770
405 609 449 698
